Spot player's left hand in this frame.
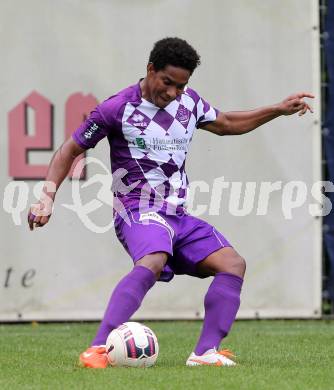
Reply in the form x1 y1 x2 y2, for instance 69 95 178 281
279 92 314 116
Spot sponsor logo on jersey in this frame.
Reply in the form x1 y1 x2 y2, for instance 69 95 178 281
151 137 188 151
83 123 99 139
135 137 147 149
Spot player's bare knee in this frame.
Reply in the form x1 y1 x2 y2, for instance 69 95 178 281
235 256 246 277
135 252 168 280
221 254 246 278
135 262 163 280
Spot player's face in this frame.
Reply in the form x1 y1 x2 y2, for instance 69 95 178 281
146 64 191 108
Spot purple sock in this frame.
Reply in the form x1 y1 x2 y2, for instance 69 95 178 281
194 272 243 355
91 265 156 346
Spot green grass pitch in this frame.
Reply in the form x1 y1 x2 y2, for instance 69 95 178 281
0 320 333 390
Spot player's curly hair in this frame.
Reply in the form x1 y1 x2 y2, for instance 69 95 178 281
149 37 201 75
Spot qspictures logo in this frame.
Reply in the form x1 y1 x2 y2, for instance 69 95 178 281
3 155 334 233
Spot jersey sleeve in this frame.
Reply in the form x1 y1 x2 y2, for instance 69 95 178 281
195 96 219 128
185 87 219 128
72 97 121 149
72 106 109 149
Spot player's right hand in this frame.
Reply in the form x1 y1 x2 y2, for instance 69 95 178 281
28 201 53 231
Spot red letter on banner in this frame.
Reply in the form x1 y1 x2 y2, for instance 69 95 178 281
65 93 99 179
8 91 53 179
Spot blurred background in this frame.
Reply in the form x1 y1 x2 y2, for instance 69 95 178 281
0 0 333 321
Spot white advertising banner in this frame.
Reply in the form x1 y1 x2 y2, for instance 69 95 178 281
0 0 321 320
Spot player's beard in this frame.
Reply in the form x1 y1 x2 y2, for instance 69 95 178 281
155 94 171 108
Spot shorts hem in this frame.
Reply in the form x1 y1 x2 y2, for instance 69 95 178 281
177 242 233 279
132 248 173 262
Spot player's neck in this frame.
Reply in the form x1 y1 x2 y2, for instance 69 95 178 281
140 78 152 103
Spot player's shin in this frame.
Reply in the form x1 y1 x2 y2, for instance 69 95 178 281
194 272 243 355
91 265 156 346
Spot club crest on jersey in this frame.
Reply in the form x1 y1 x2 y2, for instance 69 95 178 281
176 105 190 126
83 123 99 139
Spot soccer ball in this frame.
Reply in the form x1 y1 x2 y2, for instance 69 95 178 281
106 322 159 367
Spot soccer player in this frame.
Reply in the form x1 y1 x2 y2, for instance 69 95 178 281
28 37 313 368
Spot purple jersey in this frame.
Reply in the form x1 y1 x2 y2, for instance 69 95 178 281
72 81 218 208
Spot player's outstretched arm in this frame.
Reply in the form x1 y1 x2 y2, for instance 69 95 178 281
201 92 314 136
28 138 85 231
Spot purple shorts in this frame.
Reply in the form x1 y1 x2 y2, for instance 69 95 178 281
114 207 232 282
